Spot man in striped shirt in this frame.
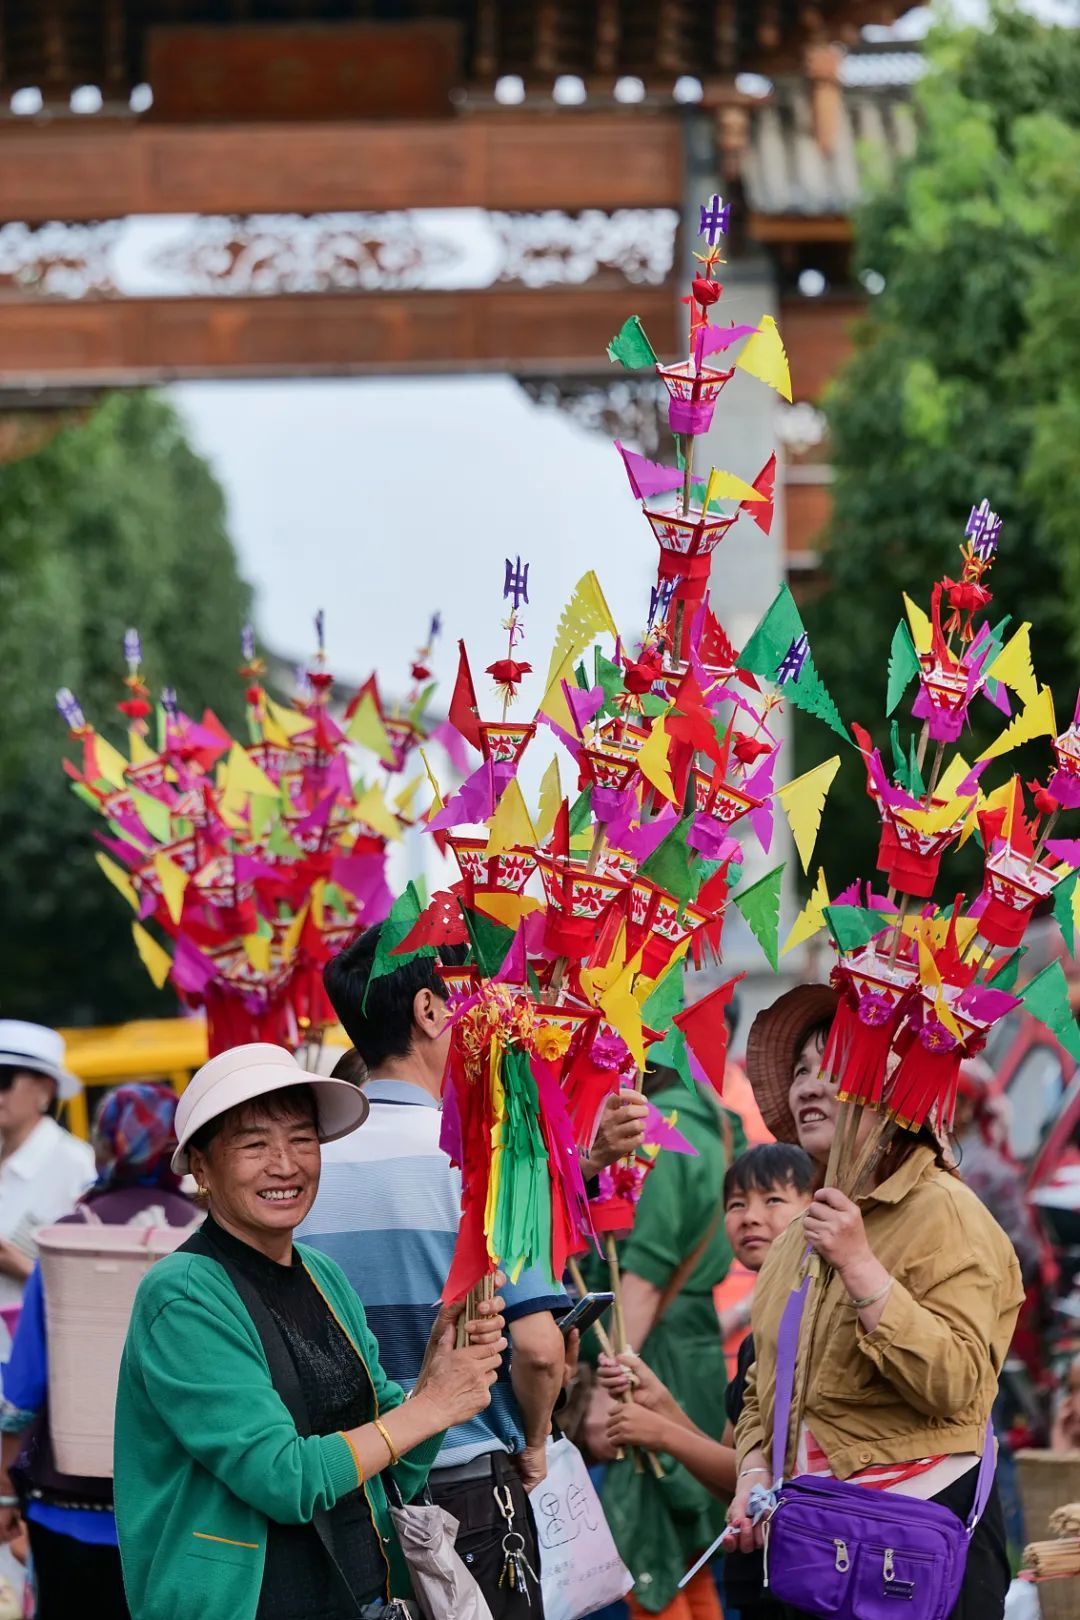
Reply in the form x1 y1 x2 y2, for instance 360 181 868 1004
300 925 646 1618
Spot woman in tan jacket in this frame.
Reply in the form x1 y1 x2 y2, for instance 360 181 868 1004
728 985 1024 1620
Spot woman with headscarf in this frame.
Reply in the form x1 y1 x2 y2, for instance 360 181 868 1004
727 985 1026 1620
0 1083 198 1620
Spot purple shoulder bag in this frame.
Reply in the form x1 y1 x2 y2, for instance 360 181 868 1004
761 1274 996 1620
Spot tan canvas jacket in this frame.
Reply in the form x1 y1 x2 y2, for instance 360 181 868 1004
735 1145 1024 1481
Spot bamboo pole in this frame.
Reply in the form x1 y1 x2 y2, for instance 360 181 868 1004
605 1234 664 1479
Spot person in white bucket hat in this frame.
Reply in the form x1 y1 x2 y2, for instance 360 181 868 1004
0 1023 93 1319
115 1042 507 1620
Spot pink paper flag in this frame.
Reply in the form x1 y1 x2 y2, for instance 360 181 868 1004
615 441 684 502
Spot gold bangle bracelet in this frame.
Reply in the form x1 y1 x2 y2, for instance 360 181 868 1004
373 1417 400 1468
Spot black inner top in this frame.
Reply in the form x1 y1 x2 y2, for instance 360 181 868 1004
723 1332 767 1609
202 1215 385 1618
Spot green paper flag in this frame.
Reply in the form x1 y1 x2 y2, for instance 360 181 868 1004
1052 869 1080 958
737 585 850 744
824 904 890 955
569 789 593 836
732 865 785 972
364 882 436 1009
886 620 920 717
989 946 1026 992
640 816 705 905
594 649 625 714
1019 959 1080 1062
642 970 696 1093
607 314 658 371
464 909 515 978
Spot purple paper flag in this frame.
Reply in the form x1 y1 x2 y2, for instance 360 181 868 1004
643 1100 698 1156
694 323 758 365
615 441 684 502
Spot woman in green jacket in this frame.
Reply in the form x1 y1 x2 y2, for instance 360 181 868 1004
114 1043 504 1620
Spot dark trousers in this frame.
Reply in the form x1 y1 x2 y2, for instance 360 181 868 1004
429 1452 545 1620
27 1519 131 1620
781 1474 1009 1620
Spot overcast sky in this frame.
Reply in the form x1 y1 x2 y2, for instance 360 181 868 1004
171 377 652 698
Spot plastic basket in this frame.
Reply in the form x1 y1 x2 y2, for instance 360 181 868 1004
38 1223 193 1478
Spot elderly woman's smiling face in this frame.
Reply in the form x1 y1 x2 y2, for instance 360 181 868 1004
189 1085 322 1252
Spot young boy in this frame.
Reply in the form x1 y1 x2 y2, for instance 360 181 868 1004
600 1143 814 1618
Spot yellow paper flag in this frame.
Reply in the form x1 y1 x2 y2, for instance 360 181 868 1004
735 314 792 402
418 748 445 815
131 922 172 990
936 753 974 801
266 699 310 740
485 778 537 857
903 593 932 656
545 572 619 689
354 783 403 842
472 892 542 930
242 932 272 974
775 756 841 872
985 623 1038 709
598 954 648 1072
222 743 279 804
393 774 424 819
782 867 830 956
702 467 767 508
635 716 677 802
91 734 131 791
347 691 395 764
95 852 138 912
978 685 1056 763
539 653 581 735
261 711 293 748
128 731 156 767
279 901 309 964
900 793 976 837
153 851 189 926
535 757 563 844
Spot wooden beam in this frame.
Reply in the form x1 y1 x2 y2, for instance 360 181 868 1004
0 284 678 385
0 112 684 223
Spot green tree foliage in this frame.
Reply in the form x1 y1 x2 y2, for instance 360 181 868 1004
804 5 1080 894
0 392 251 1026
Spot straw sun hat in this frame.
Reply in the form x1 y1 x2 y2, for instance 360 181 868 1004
745 983 839 1145
172 1042 368 1174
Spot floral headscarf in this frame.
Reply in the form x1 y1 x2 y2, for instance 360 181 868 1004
92 1082 181 1191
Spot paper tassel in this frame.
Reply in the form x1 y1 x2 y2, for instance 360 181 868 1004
132 922 172 990
1018 960 1080 1062
545 573 620 690
782 866 830 955
887 621 920 717
977 685 1056 763
607 314 658 370
735 315 792 402
984 622 1038 709
775 756 841 872
732 864 785 971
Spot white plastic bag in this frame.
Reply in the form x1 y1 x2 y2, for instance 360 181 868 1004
529 1437 633 1620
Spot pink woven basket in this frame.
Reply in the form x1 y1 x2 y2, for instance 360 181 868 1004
38 1223 194 1478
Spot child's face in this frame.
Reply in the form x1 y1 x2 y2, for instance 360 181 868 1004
724 1179 811 1272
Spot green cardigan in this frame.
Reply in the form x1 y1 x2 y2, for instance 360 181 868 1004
114 1241 441 1620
